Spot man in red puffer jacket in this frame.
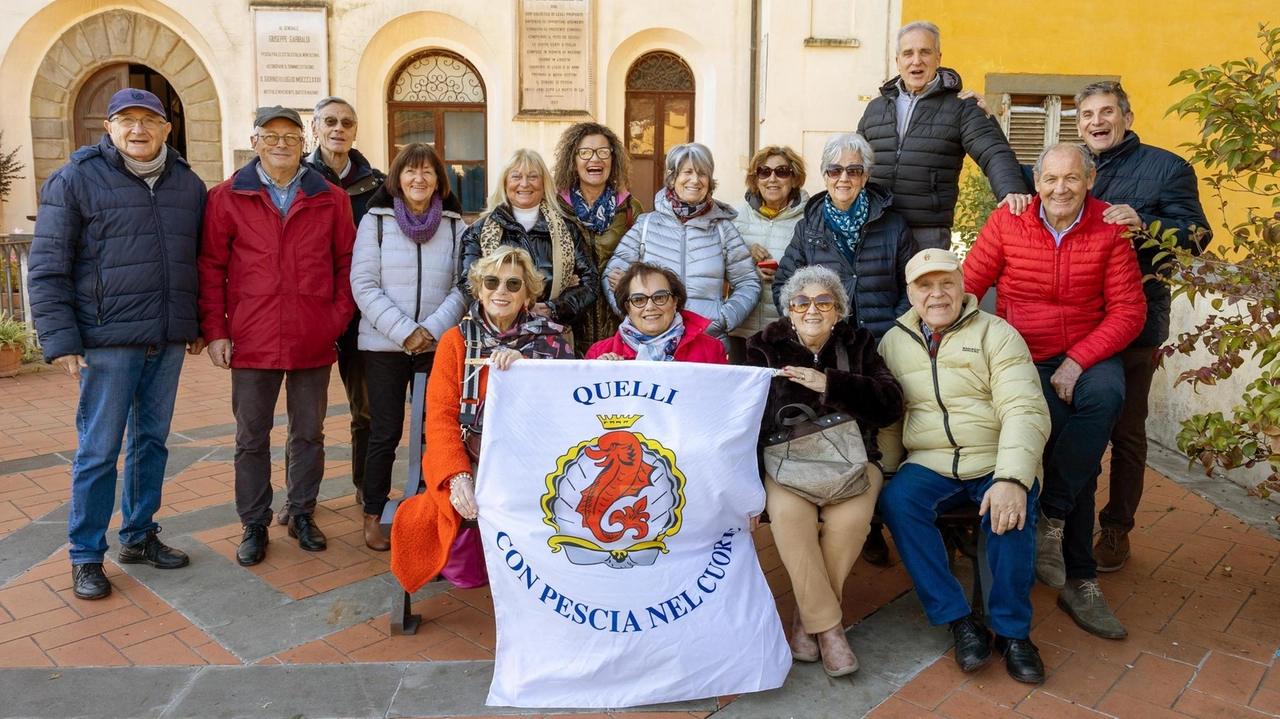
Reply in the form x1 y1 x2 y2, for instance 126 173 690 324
963 143 1144 642
198 106 356 568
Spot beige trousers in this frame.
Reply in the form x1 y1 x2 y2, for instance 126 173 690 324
764 465 883 634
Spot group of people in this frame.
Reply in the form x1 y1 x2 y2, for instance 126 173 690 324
27 17 1208 693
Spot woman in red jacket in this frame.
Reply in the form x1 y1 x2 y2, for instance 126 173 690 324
585 262 727 364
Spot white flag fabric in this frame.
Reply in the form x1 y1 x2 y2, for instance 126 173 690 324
474 360 789 708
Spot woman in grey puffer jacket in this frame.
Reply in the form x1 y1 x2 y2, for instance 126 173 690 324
604 143 759 350
349 143 468 550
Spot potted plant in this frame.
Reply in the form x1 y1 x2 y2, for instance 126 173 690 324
0 312 33 377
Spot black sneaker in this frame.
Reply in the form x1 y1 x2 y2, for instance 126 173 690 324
118 529 190 569
950 614 993 672
994 635 1045 683
71 563 111 600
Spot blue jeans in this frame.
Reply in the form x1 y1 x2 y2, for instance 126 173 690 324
1036 355 1125 580
67 343 186 565
879 464 1040 639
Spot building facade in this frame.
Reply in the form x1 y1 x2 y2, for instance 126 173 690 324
0 0 904 226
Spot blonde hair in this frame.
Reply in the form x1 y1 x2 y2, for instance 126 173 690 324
467 245 546 308
486 148 570 219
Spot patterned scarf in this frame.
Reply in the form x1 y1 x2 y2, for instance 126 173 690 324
822 191 871 267
479 201 575 300
570 185 618 235
617 312 686 362
665 188 712 222
465 301 575 359
393 195 443 245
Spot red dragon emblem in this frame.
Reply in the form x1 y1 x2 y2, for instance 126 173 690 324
576 430 654 542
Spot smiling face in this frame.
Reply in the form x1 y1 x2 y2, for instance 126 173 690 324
1035 148 1095 229
824 150 867 211
574 133 613 194
105 109 171 162
506 162 545 210
788 283 839 347
399 162 438 214
672 161 710 204
1076 92 1134 155
907 270 965 332
479 261 532 329
625 272 678 336
756 154 796 210
895 28 941 95
252 117 304 178
312 102 357 155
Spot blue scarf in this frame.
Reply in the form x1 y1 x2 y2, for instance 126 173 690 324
822 192 871 267
617 312 685 362
569 185 618 235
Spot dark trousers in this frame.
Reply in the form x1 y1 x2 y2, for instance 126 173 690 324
1036 355 1125 580
337 346 370 490
232 366 331 526
1100 346 1157 533
362 350 435 516
911 226 952 252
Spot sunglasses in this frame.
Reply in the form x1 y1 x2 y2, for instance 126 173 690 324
626 290 674 309
482 275 525 293
789 294 837 313
755 165 795 179
824 164 866 180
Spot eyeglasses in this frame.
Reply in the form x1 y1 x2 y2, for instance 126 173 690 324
575 147 613 161
110 116 166 131
256 133 304 147
482 275 525 293
626 290 674 309
318 116 356 129
789 294 837 313
824 164 866 180
755 165 795 179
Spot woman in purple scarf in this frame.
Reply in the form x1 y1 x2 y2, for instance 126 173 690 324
349 143 469 550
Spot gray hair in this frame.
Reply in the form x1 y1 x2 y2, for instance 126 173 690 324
1033 143 1095 177
897 21 941 55
1074 81 1131 117
314 96 357 120
779 265 851 319
820 133 875 172
663 142 718 194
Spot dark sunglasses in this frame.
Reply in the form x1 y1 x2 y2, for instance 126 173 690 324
789 294 837 313
482 275 524 293
755 165 795 179
824 164 866 180
626 290 674 309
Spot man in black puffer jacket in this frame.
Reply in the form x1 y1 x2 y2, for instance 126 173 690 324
857 21 1031 251
1073 81 1209 573
29 89 207 601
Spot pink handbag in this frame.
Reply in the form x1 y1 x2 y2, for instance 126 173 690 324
440 526 489 589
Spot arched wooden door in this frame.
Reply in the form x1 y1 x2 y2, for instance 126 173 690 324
624 52 696 212
74 63 187 155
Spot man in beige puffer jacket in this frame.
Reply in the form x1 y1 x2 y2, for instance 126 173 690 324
876 249 1050 685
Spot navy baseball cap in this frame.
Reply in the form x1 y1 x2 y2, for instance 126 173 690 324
107 89 167 119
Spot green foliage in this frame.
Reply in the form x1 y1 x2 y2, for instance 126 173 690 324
1158 23 1280 498
0 312 33 349
0 131 25 203
950 163 997 255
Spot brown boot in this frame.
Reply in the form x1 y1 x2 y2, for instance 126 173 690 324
363 513 390 551
1094 528 1130 572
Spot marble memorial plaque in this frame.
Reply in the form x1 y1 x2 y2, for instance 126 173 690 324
253 7 329 110
517 0 594 118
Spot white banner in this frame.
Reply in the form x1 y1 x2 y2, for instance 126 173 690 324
475 360 789 708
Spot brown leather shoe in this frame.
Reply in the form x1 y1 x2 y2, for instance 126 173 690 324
1094 528 1130 572
363 513 390 551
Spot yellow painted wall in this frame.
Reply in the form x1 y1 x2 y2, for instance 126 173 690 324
902 0 1277 236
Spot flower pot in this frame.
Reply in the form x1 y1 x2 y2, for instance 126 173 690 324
0 342 20 378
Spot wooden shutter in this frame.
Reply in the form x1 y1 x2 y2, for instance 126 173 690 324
1002 94 1049 164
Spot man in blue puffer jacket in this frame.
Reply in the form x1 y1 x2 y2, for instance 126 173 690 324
28 89 207 601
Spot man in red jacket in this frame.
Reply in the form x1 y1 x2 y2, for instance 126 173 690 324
198 106 356 567
963 143 1145 641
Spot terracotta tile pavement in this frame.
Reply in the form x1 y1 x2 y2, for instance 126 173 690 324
3 360 1280 717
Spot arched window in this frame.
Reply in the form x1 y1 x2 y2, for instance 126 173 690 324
388 51 487 213
624 52 696 211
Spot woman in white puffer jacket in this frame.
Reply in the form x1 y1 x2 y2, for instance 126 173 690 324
729 145 810 363
604 143 759 351
349 142 468 550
